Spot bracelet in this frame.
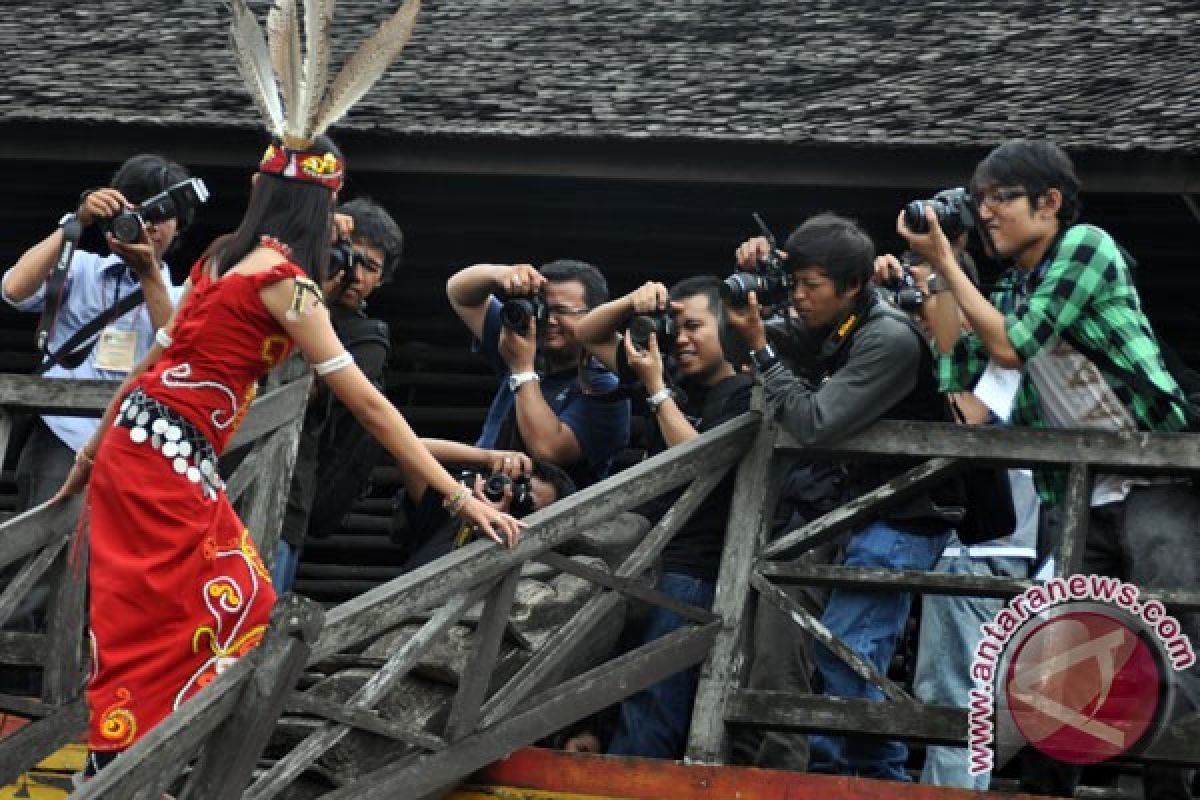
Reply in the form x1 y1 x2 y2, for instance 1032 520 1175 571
750 343 780 372
313 351 354 376
75 449 94 468
442 486 469 516
155 328 173 349
646 387 674 414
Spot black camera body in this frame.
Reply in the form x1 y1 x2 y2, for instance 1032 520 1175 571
881 262 926 312
902 187 978 241
501 294 550 335
721 212 792 308
328 239 364 280
628 311 677 352
101 178 210 244
484 473 537 517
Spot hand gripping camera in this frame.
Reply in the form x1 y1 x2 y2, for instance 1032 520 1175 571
720 213 792 308
627 310 677 352
881 254 926 312
501 293 550 335
101 178 210 244
902 187 978 241
484 473 537 517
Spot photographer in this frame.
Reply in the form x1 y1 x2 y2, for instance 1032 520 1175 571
898 139 1199 799
446 259 630 489
2 154 191 510
274 197 403 592
568 275 750 757
726 213 953 782
395 442 574 571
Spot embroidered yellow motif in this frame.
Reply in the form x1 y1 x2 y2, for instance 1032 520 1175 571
300 152 340 178
261 334 289 367
192 623 267 660
99 688 137 747
240 529 271 582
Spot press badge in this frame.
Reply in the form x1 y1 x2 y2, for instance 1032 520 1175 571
93 327 137 372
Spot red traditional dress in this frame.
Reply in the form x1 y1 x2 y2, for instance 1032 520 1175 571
85 258 305 752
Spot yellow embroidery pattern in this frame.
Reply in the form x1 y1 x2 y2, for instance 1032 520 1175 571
239 529 271 583
300 152 341 179
99 688 137 747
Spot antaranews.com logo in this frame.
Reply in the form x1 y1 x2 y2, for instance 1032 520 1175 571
968 574 1195 773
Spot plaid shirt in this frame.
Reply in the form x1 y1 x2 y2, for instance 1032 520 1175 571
938 223 1187 504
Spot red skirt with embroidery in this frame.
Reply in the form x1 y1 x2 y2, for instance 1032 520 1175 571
85 425 276 752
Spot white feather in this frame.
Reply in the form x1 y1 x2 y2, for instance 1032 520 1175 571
312 0 421 136
267 0 303 119
226 0 285 136
295 0 337 143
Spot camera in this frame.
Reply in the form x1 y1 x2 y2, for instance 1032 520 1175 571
902 187 978 241
328 239 363 280
484 473 537 517
501 294 550 335
720 212 792 308
100 178 210 244
883 253 926 311
628 311 677 352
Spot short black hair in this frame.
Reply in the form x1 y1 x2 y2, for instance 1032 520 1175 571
337 196 404 282
971 140 1081 226
532 459 576 507
540 259 609 309
783 212 875 294
669 275 721 315
111 154 194 229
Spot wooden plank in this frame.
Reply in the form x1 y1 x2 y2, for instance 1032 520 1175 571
237 413 304 558
750 572 912 704
0 700 87 787
0 375 115 416
312 413 759 662
246 584 493 800
0 535 64 628
0 632 45 667
41 526 86 706
758 562 1032 598
777 419 1200 471
1055 463 1091 579
0 690 53 717
283 690 446 751
685 405 774 765
70 657 253 799
445 568 522 742
538 552 717 625
760 457 960 561
318 621 721 800
225 376 312 452
184 595 324 800
0 408 14 473
726 690 964 744
0 497 81 571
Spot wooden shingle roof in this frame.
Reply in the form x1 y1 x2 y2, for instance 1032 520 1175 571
3 0 1199 154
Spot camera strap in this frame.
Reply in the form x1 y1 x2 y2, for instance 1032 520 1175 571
34 284 146 374
35 214 84 355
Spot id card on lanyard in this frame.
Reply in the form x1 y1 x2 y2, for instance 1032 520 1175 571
93 271 138 373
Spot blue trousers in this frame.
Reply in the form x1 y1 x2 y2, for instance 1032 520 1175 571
608 572 716 760
809 520 950 781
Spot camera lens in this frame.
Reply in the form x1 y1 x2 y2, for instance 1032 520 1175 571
719 273 758 308
501 298 536 333
110 211 144 244
484 473 511 502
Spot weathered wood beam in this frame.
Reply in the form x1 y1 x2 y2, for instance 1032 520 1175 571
41 528 87 705
751 572 913 704
759 562 1032 598
778 420 1200 471
0 699 88 787
318 621 721 800
312 413 758 662
0 496 80 570
226 376 312 452
1055 463 1091 580
760 457 961 561
283 691 446 751
0 375 116 415
0 690 53 717
0 534 64 627
0 632 45 667
726 690 965 745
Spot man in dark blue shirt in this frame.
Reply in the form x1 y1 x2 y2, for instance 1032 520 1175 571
447 259 630 489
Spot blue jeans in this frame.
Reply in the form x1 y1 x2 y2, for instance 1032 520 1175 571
271 539 300 594
608 572 716 760
913 542 1030 789
809 521 950 781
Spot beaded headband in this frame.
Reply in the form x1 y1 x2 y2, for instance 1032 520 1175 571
258 144 344 191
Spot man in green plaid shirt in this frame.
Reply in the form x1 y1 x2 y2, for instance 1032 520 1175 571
898 139 1199 800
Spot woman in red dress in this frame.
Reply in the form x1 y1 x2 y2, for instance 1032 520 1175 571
56 136 523 775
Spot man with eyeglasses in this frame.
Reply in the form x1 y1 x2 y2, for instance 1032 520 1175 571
900 139 1198 800
447 258 630 489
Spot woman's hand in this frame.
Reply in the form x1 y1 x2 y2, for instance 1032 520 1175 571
51 454 93 503
458 492 525 548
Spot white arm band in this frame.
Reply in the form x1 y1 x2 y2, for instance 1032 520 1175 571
155 328 173 349
312 351 354 376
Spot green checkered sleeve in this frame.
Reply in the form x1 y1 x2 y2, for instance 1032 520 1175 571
936 332 988 393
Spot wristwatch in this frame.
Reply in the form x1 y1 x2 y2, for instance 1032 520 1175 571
508 371 540 393
926 274 945 295
646 387 674 414
750 343 780 372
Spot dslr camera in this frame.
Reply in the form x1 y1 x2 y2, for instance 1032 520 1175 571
721 213 792 308
628 310 677 352
328 239 364 279
101 178 210 244
880 254 926 312
501 293 550 335
902 187 978 241
484 473 537 517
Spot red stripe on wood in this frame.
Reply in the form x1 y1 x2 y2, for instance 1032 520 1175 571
475 748 1051 800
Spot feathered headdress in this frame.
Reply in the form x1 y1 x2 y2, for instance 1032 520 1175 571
225 0 421 191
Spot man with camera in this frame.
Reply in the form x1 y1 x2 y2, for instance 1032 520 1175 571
569 275 752 758
273 197 404 591
2 154 196 510
899 139 1199 799
394 441 574 571
726 212 954 782
446 259 630 490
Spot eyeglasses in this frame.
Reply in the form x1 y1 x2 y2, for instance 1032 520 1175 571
976 187 1028 209
548 305 588 318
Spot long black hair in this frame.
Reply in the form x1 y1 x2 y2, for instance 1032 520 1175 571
205 135 343 280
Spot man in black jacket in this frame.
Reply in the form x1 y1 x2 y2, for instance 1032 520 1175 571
727 213 953 782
